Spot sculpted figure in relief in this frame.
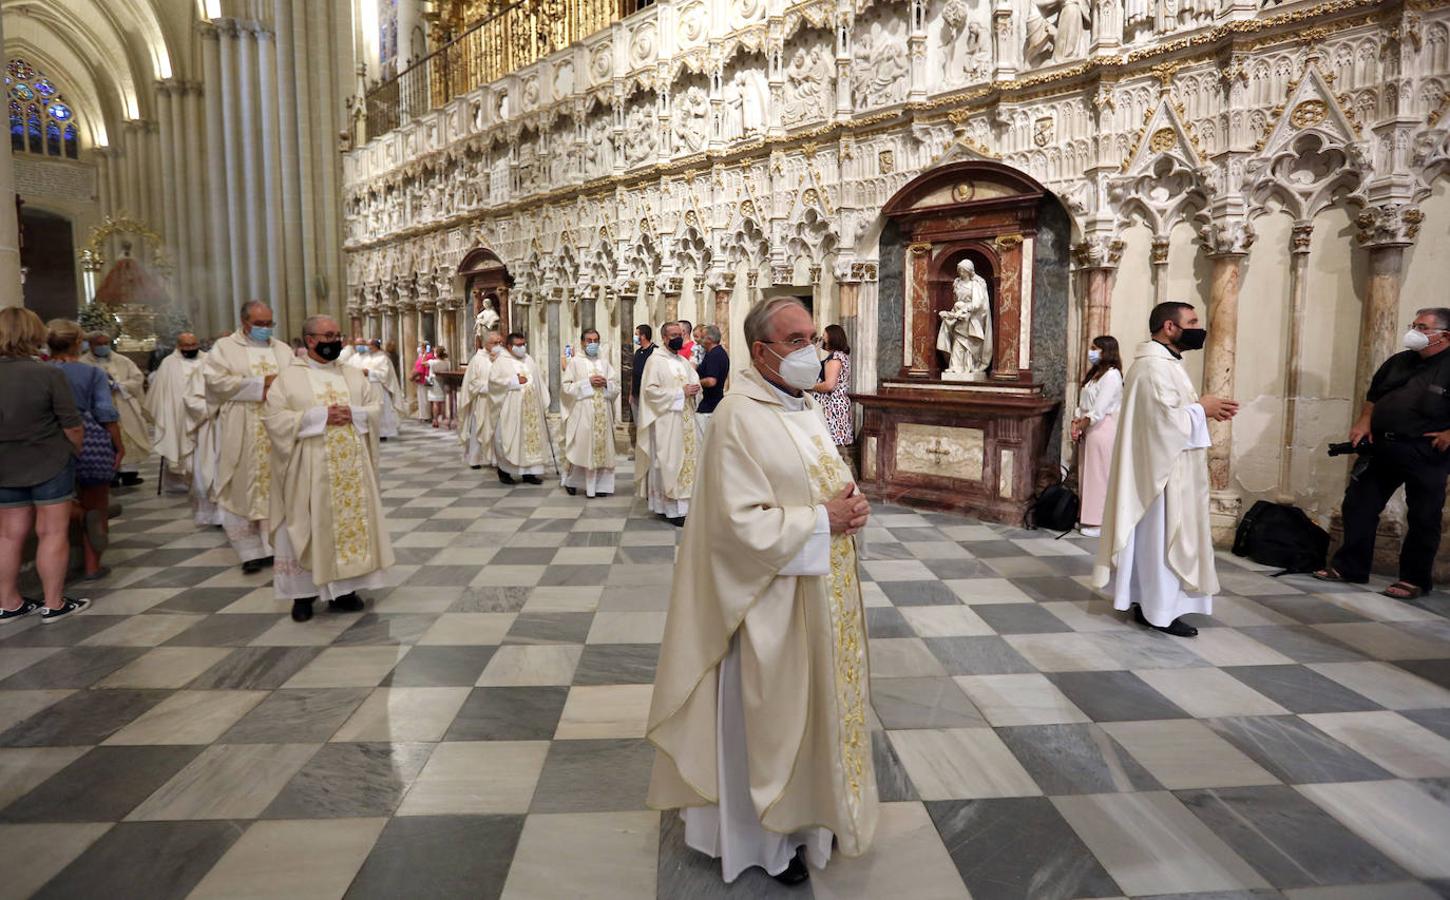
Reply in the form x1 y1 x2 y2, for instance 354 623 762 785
1177 0 1214 28
1024 0 1093 65
936 259 993 376
853 20 909 108
474 295 500 338
623 105 657 163
1124 0 1154 43
783 45 834 126
672 86 711 153
723 69 767 141
940 0 989 83
584 116 612 176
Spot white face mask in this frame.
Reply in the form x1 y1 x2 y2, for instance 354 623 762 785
488 345 503 359
511 345 527 359
1087 349 1102 366
1405 328 1434 352
768 344 821 391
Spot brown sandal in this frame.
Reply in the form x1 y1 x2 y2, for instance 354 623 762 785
1383 581 1425 600
1313 568 1347 583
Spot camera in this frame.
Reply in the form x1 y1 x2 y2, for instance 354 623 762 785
1327 441 1372 458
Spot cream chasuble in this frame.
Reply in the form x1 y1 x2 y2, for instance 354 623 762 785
82 350 153 471
562 355 620 494
458 349 497 467
146 352 207 482
636 350 700 513
647 369 877 873
263 357 393 594
488 353 550 473
203 332 293 524
1092 340 1217 626
348 351 405 438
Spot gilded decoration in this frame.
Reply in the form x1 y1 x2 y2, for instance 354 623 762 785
247 352 280 521
1290 99 1329 129
522 383 543 460
318 381 372 570
894 424 985 481
1149 128 1177 153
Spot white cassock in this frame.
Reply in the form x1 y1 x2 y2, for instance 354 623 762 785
347 350 404 438
146 351 207 493
263 356 394 601
457 349 496 467
203 331 294 563
1092 340 1217 626
647 368 878 882
487 352 550 478
562 354 620 497
637 350 701 518
82 350 153 476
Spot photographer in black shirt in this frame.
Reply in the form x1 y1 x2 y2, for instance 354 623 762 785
1317 308 1450 599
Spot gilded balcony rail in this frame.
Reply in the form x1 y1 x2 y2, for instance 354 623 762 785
364 0 645 138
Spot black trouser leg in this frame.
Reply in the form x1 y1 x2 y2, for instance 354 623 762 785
1331 450 1407 582
1397 443 1450 591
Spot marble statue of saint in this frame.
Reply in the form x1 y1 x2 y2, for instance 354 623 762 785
474 295 500 338
936 259 992 375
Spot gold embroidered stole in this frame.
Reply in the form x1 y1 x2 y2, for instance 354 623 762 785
669 356 697 495
245 346 280 519
585 359 609 469
518 359 543 460
304 366 373 572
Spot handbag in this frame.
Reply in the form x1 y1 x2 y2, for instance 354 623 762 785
75 412 117 485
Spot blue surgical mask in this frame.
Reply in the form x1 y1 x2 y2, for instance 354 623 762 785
1087 349 1102 366
92 345 112 358
511 345 527 359
249 326 273 344
79 340 90 354
355 344 367 353
585 343 600 358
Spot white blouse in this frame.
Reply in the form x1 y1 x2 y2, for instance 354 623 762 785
1074 367 1123 424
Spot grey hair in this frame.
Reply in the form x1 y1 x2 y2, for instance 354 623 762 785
239 300 270 323
302 314 338 336
703 324 722 343
743 297 808 347
1417 308 1450 330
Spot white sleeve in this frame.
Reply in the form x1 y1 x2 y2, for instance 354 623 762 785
349 406 371 435
777 506 832 577
670 389 685 412
297 406 329 438
1090 371 1123 423
1185 403 1212 450
507 376 525 391
234 376 265 403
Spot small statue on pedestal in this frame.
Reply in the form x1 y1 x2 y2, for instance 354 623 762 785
937 259 992 378
474 294 500 339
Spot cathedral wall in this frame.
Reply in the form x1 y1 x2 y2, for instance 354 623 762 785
1232 209 1294 503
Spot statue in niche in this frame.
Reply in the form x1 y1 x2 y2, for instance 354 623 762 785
783 45 833 126
723 69 767 141
940 0 989 83
623 105 657 163
584 117 611 175
853 20 908 108
474 294 500 338
1177 0 1214 28
1124 0 1154 43
1023 0 1093 65
936 259 992 376
672 86 710 153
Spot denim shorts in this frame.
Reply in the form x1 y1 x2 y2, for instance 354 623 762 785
0 459 76 509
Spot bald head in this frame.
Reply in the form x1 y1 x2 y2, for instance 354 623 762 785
303 315 343 364
176 332 199 354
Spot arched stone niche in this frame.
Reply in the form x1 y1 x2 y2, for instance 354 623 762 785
857 161 1065 525
457 246 514 342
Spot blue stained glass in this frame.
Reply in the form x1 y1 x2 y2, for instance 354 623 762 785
64 124 77 159
34 78 54 97
48 102 70 121
13 83 32 101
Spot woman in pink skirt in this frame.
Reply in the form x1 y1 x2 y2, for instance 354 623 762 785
1071 335 1123 538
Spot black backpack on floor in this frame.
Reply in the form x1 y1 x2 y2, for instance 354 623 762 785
1232 500 1329 575
1027 468 1079 537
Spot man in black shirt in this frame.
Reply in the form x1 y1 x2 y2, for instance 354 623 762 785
1320 308 1450 599
695 324 729 428
629 324 656 446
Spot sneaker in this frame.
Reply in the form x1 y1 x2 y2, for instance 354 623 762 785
1078 526 1101 538
40 598 91 624
0 599 41 623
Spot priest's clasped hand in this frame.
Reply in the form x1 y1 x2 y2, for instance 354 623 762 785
590 374 607 388
326 404 353 426
1199 395 1239 421
826 483 871 535
684 383 701 397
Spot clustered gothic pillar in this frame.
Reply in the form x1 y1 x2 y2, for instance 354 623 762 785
1278 222 1314 499
1074 236 1123 361
713 274 735 349
547 291 564 414
1200 220 1253 540
1353 204 1422 405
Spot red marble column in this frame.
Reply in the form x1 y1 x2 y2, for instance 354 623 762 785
907 241 934 377
992 237 1022 381
1204 252 1245 492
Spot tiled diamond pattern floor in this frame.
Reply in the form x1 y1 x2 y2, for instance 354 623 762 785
3 421 1450 899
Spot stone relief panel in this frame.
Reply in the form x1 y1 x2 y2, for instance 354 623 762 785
722 56 768 142
852 13 909 110
622 93 659 165
582 105 614 179
671 77 712 155
1024 0 1094 66
782 30 835 128
934 0 991 86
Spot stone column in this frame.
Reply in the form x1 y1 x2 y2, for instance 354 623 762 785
217 20 248 303
156 83 182 297
1353 204 1422 404
581 288 597 334
1074 236 1123 356
662 277 682 323
991 233 1026 382
1150 235 1170 306
201 24 234 319
238 24 266 298
713 273 735 349
399 291 418 416
1200 220 1254 541
904 241 934 377
1278 222 1314 500
0 12 19 305
546 291 563 414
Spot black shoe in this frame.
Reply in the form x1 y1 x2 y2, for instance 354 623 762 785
522 475 543 485
596 492 612 498
667 516 687 528
119 473 144 487
328 592 365 613
241 558 266 575
471 465 483 470
380 437 389 442
772 849 810 886
40 597 90 624
1133 605 1198 638
261 556 274 568
0 599 41 623
564 486 578 496
498 471 516 485
110 476 122 489
291 597 316 622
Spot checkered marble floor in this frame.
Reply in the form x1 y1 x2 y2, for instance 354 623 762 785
4 421 1450 899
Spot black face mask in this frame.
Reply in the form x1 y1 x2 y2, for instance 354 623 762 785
180 349 199 359
667 336 685 352
1176 328 1207 352
315 340 344 361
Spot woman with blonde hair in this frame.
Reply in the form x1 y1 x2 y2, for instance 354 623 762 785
1072 335 1124 537
0 308 88 622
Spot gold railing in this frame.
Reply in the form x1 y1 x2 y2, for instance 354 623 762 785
365 0 645 138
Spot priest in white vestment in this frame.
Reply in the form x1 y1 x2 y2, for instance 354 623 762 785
637 322 701 526
203 301 293 574
347 339 405 440
647 298 877 887
264 315 392 623
459 332 504 469
83 331 153 486
561 329 620 498
146 332 206 494
1092 302 1238 638
487 331 551 485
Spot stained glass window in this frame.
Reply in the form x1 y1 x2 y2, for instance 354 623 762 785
6 58 81 159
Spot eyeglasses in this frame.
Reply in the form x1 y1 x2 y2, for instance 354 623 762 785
764 336 823 350
306 332 343 341
1408 323 1447 334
